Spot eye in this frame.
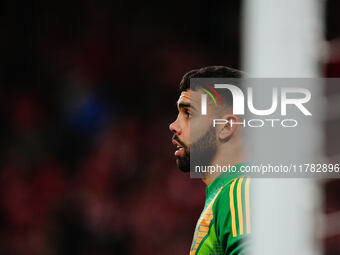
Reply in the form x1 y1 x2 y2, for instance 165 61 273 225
185 110 192 118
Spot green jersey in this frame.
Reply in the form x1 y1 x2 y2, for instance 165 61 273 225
190 163 251 255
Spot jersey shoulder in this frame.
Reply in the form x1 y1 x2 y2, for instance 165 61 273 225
213 176 252 239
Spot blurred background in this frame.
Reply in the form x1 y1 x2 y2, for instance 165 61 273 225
0 0 339 254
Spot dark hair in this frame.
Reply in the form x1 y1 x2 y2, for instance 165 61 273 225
179 66 244 111
179 66 244 93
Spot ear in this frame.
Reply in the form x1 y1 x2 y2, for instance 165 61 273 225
218 114 239 141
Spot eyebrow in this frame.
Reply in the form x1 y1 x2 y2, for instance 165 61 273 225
178 102 197 111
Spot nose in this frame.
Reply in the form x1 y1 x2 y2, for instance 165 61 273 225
169 118 182 135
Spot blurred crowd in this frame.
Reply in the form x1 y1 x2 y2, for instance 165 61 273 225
0 1 241 254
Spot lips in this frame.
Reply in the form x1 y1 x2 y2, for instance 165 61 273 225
172 139 185 157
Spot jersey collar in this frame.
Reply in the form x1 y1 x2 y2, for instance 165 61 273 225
205 162 246 197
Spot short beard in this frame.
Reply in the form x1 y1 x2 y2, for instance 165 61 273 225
176 127 217 173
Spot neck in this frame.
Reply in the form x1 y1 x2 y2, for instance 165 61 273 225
201 141 243 187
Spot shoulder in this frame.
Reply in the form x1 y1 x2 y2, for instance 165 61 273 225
213 176 252 238
214 176 251 207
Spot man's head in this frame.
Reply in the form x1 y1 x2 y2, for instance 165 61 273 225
169 66 244 172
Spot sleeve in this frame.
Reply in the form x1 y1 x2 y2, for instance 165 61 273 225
213 177 252 255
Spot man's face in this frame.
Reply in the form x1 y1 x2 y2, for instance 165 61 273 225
169 89 216 172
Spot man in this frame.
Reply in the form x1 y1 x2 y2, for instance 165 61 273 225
169 66 251 255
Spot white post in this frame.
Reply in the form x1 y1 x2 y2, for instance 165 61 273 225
242 0 324 254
